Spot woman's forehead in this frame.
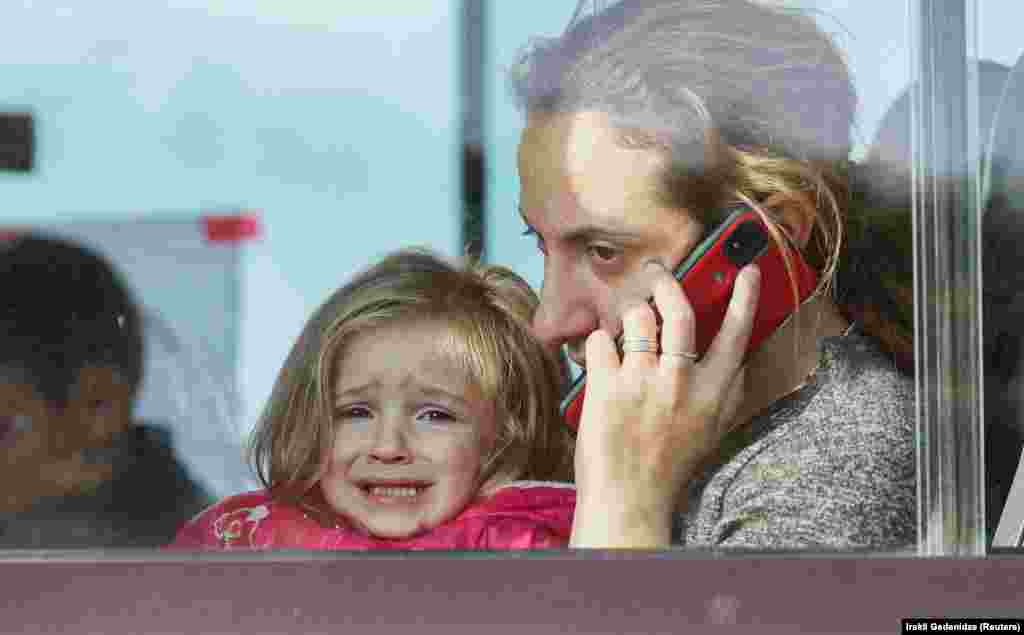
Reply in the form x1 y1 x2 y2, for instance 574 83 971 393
520 111 620 166
519 111 684 233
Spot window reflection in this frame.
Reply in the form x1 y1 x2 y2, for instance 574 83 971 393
984 49 1024 549
864 56 1024 545
0 2 462 552
0 226 236 547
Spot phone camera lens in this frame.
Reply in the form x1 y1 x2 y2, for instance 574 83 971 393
724 221 769 266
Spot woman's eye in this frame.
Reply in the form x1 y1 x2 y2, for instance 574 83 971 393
587 244 620 264
417 408 456 424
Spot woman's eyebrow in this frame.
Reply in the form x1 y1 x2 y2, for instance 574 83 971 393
561 224 646 244
518 205 645 244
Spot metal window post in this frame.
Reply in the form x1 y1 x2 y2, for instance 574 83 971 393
912 0 986 555
460 0 487 261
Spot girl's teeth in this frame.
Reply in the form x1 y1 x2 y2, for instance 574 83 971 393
369 486 421 498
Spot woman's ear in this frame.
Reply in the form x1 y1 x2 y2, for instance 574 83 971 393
760 191 816 248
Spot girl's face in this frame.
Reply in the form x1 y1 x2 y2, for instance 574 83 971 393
320 320 499 539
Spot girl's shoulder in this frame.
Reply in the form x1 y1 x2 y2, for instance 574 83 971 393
461 481 576 525
480 480 576 508
185 490 281 525
417 481 575 550
169 490 310 550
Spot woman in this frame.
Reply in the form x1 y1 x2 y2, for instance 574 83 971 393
510 0 916 549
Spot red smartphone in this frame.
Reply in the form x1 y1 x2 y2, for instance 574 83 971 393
560 207 819 431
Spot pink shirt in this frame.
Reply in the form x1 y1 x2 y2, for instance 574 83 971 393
169 481 575 551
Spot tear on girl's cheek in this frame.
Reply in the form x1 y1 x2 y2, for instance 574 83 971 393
319 441 338 473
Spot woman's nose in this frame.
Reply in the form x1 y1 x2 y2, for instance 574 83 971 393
532 266 599 353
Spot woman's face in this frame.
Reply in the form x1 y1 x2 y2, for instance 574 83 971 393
320 320 499 539
517 110 705 365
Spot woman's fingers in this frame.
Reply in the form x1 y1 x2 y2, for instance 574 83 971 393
573 261 762 549
584 328 620 389
645 263 697 374
702 264 760 380
619 301 660 373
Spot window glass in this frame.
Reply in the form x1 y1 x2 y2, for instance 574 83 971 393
0 1 459 549
977 1 1024 549
486 0 927 553
3 0 1011 557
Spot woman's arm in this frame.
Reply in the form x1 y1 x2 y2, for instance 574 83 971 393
570 498 672 548
695 369 917 550
569 262 761 548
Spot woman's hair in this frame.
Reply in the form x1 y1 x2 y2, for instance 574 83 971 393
509 0 913 370
250 247 573 514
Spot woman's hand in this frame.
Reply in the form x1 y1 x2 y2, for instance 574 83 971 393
570 262 760 548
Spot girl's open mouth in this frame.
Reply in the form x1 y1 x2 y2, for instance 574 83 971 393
360 482 432 504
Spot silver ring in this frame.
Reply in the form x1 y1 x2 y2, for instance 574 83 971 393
621 337 658 353
662 349 699 360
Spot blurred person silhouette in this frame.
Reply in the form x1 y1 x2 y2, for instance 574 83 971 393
0 233 213 548
860 58 1022 543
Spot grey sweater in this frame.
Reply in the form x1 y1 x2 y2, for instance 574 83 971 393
676 329 916 550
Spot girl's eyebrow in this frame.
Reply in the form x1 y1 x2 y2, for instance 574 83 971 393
333 378 470 409
414 385 470 409
334 380 378 404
